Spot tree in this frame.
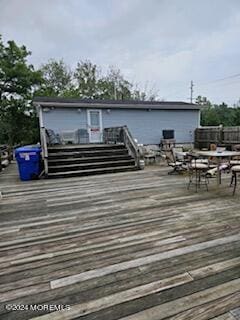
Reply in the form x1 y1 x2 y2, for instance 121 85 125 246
195 95 211 106
196 96 216 125
197 95 240 126
38 59 72 97
0 35 42 145
37 58 156 101
99 66 132 100
73 62 134 100
73 60 100 99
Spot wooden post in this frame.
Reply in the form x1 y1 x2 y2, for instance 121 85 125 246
219 125 223 145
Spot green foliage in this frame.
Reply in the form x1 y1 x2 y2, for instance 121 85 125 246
74 60 100 98
196 96 240 127
38 59 153 101
232 107 240 126
99 66 132 100
0 35 42 145
37 59 72 97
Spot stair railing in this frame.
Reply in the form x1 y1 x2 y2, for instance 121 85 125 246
40 127 48 176
103 126 140 168
122 126 140 168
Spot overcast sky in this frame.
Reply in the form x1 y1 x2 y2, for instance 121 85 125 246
1 0 240 104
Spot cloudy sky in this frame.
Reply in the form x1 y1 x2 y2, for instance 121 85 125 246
1 0 240 104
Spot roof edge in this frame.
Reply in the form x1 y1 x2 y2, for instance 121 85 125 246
33 97 200 110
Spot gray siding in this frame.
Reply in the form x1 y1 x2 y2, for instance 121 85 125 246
42 108 88 132
42 107 199 144
102 109 198 144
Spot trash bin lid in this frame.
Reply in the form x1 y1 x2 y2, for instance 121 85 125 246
15 145 42 155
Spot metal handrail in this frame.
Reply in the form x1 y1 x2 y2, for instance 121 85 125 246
40 127 48 176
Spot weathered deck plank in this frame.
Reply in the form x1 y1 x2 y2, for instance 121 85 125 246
0 163 239 319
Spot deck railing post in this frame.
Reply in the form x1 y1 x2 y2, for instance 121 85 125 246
219 124 223 145
40 127 48 177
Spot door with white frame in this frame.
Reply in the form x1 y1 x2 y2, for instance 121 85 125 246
87 109 103 143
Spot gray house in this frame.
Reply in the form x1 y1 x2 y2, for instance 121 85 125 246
34 97 200 145
33 97 201 178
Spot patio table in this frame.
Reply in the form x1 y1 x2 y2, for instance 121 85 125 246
194 150 240 186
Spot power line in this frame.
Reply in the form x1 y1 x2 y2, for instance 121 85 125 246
211 73 240 82
197 72 240 87
159 72 240 101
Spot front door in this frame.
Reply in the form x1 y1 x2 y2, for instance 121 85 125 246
87 109 102 143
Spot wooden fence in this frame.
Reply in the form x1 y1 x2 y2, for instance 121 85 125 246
195 126 240 149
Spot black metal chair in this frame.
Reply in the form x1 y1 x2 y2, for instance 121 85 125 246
230 165 240 195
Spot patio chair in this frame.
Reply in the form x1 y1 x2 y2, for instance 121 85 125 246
206 163 229 178
164 149 187 175
230 145 240 166
230 165 240 195
142 145 158 164
187 155 209 191
172 146 185 161
46 129 61 145
200 150 228 181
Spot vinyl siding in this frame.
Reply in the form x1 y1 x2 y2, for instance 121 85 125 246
42 107 199 144
42 108 88 132
102 109 198 144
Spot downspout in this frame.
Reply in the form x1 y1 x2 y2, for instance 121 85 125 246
38 104 44 128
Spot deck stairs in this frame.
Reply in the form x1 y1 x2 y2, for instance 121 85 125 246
47 144 137 178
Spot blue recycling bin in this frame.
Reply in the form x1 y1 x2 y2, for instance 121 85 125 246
15 145 42 181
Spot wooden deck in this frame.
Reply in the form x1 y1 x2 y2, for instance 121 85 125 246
0 163 240 320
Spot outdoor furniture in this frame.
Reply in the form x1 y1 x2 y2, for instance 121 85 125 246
0 145 11 172
206 163 228 178
46 129 61 145
78 129 89 144
230 145 240 166
172 147 187 161
144 152 157 164
164 149 187 175
230 165 240 195
160 139 176 151
195 150 240 186
230 159 240 165
140 146 158 164
187 155 209 192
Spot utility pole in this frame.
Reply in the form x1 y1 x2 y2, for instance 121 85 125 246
190 80 194 103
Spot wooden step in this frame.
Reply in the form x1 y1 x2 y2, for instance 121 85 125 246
48 149 129 159
48 154 132 164
48 144 125 153
47 165 137 178
46 143 137 178
48 159 135 173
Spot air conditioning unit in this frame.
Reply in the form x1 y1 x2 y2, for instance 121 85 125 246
61 130 78 144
